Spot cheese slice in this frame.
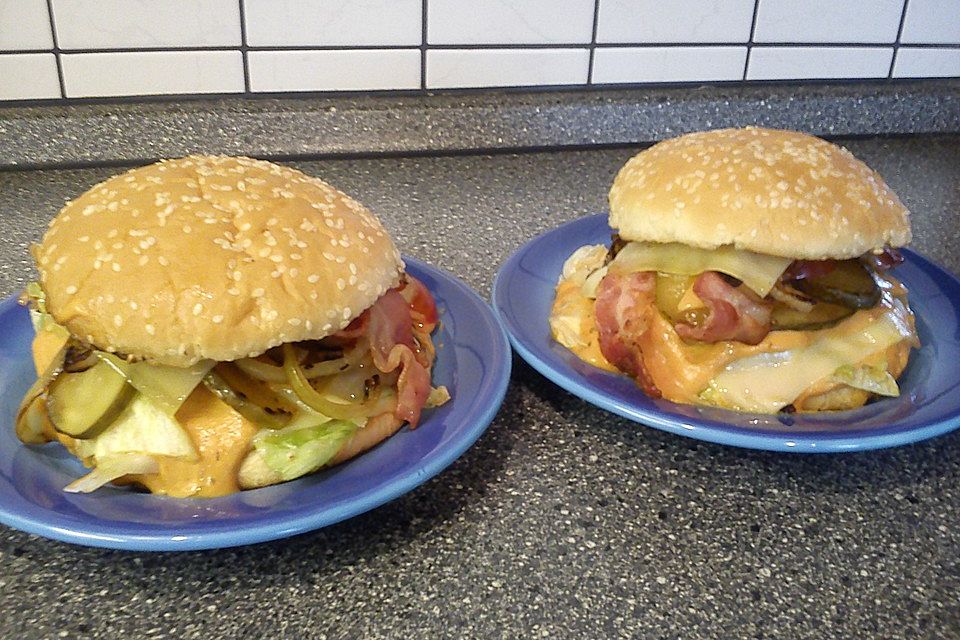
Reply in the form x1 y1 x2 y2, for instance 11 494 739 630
701 308 913 413
608 241 791 297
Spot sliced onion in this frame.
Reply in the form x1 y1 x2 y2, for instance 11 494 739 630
769 283 815 313
64 453 158 493
237 340 368 382
283 344 372 420
234 357 287 383
203 371 289 429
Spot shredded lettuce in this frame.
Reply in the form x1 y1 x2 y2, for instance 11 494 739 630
253 419 358 483
73 393 198 462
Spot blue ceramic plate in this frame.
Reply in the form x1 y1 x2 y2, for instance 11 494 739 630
0 257 510 551
493 214 960 453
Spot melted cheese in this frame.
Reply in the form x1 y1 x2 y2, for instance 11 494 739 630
608 241 792 297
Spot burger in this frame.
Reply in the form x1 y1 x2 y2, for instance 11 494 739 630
17 155 448 497
550 127 918 413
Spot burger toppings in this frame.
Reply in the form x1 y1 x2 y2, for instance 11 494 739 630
699 297 914 413
606 240 793 299
552 238 917 413
20 275 448 494
672 272 773 346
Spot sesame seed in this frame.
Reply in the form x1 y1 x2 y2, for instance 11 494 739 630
113 315 123 327
193 303 203 316
252 288 265 297
65 285 78 295
212 315 224 324
307 274 320 283
146 324 156 335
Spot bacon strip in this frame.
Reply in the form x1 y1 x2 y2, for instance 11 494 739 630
594 272 661 397
366 289 432 427
674 272 772 345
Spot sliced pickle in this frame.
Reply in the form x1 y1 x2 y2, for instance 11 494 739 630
794 260 880 310
770 301 855 331
655 273 707 327
47 360 134 439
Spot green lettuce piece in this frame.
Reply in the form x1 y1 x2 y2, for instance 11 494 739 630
254 419 358 482
831 364 900 397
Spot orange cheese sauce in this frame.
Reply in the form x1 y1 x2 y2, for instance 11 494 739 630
550 280 617 372
127 387 258 497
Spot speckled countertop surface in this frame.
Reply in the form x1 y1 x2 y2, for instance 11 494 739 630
1 81 959 169
0 136 959 639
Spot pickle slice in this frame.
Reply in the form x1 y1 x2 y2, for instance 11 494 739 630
795 260 880 310
770 301 855 331
655 273 708 327
47 361 134 439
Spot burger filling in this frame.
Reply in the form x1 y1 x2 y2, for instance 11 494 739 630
17 276 449 497
551 237 918 413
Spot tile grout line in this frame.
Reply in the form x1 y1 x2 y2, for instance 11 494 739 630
420 0 428 90
239 0 251 93
18 42 960 56
587 0 601 85
889 0 911 79
44 0 66 99
743 0 761 81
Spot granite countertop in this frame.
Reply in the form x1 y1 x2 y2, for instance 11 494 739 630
0 135 959 639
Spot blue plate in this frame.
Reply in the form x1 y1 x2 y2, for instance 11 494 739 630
493 213 960 453
0 257 510 551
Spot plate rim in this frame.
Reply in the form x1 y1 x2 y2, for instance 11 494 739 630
492 213 960 454
0 255 511 551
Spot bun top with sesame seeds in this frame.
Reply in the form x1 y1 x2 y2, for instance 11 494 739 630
36 155 404 367
608 127 912 260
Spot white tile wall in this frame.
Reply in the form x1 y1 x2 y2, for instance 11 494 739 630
754 0 904 43
0 0 53 50
894 47 960 78
249 50 421 92
900 0 960 44
747 47 893 80
593 47 747 83
427 49 589 88
0 0 956 101
244 0 421 47
0 53 60 99
51 0 241 49
61 51 244 97
597 0 755 44
428 0 594 44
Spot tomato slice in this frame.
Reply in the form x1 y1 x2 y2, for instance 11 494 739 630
398 275 439 330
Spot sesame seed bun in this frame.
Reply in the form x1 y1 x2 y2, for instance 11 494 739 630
608 127 912 260
35 155 403 367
